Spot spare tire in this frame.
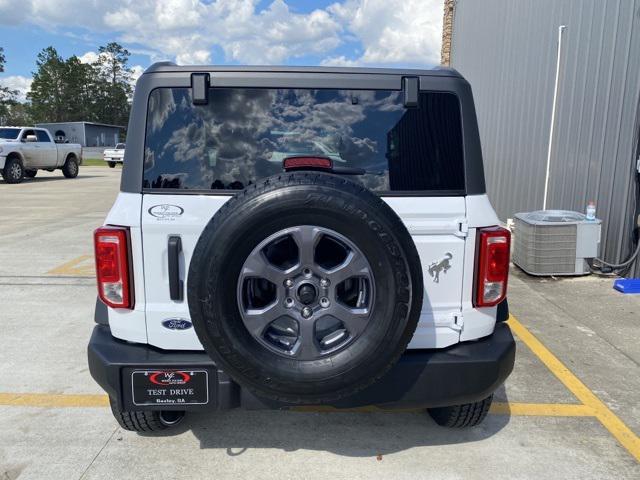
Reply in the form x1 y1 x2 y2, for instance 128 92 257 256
188 172 423 404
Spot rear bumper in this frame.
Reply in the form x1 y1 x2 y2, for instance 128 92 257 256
88 323 515 411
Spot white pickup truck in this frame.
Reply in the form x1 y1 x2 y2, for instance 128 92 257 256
103 143 125 168
0 126 82 183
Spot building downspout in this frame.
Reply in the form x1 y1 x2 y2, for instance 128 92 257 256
543 25 567 210
441 0 456 66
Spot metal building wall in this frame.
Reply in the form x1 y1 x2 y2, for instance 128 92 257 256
450 0 640 276
35 122 85 145
84 125 120 147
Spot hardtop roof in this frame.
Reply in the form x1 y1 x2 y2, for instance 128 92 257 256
144 62 462 78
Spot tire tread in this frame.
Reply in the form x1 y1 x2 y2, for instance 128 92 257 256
62 156 79 178
188 172 423 404
3 157 24 184
109 399 169 432
428 395 493 428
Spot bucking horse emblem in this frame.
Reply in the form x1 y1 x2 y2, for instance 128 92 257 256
428 252 453 283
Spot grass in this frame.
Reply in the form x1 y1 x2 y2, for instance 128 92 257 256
82 158 121 167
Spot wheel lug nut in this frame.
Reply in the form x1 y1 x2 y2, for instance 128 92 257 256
320 278 330 288
301 306 313 318
319 297 330 308
284 279 294 288
284 298 294 308
303 268 312 277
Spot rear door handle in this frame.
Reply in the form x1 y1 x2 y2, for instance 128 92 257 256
168 236 183 301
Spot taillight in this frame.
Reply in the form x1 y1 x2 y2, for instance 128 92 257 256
474 226 511 307
94 226 133 309
283 156 333 171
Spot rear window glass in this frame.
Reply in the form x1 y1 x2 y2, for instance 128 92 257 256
36 130 51 142
143 88 465 193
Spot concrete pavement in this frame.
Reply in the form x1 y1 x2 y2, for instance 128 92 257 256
0 167 638 479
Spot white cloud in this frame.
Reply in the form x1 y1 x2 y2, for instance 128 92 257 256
79 51 99 64
328 0 443 66
131 65 144 82
100 0 344 65
0 0 443 68
0 75 33 102
320 55 360 67
176 50 211 65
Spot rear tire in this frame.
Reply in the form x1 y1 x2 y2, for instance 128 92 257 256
62 156 79 178
2 157 24 184
25 169 38 178
108 161 116 168
109 398 185 432
428 394 493 428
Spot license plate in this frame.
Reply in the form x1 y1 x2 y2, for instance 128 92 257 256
130 369 209 406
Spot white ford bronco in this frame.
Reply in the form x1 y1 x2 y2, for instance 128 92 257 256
88 64 515 432
0 127 82 183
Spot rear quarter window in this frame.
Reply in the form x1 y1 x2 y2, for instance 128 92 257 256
143 87 465 194
36 130 51 142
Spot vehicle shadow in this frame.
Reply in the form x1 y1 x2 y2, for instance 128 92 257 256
146 384 511 456
145 288 511 455
0 175 101 184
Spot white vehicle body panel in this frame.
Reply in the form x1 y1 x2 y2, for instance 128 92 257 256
116 192 505 351
460 194 503 341
104 193 148 343
0 127 81 169
103 146 125 163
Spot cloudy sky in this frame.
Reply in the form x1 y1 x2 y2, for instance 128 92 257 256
0 0 444 101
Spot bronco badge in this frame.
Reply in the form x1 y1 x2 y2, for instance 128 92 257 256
428 252 453 283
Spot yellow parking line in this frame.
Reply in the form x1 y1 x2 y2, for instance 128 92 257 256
490 402 593 416
0 392 596 418
1 315 637 464
0 393 109 408
47 254 95 276
508 315 640 463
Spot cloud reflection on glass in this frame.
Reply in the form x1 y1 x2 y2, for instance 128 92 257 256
143 87 464 193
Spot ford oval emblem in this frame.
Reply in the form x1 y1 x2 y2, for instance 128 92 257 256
148 204 184 219
162 318 192 330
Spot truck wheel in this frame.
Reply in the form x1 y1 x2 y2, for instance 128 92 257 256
25 169 38 178
188 172 423 404
2 157 24 184
428 395 493 427
108 161 116 168
62 156 79 178
109 398 185 432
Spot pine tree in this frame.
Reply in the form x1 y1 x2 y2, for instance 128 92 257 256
5 102 32 125
93 42 132 126
64 55 95 121
0 47 19 124
23 43 133 127
27 47 67 123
